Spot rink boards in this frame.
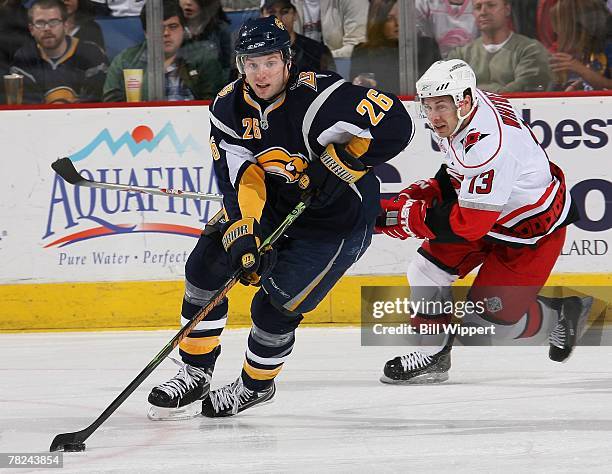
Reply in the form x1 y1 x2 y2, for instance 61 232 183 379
0 94 610 330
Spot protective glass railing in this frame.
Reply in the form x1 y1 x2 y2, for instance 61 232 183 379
348 0 611 96
1 0 610 106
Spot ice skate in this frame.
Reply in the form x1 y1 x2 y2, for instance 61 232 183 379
380 345 452 384
148 357 213 420
549 296 593 362
201 377 275 417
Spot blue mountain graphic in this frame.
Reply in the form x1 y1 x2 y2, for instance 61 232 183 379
70 121 201 162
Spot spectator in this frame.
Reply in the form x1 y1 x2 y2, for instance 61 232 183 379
536 0 558 52
549 0 612 90
62 0 106 52
416 0 478 58
291 0 368 58
179 0 232 76
350 0 440 94
446 0 552 92
10 0 108 103
0 0 30 75
261 0 335 72
103 0 225 101
94 0 144 16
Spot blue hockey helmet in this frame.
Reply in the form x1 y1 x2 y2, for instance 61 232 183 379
235 16 292 74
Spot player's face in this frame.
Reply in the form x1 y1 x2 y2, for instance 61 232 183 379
162 16 185 58
473 0 510 34
243 52 289 100
422 96 458 138
29 7 67 52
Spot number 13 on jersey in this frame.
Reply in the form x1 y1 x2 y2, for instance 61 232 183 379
356 89 393 126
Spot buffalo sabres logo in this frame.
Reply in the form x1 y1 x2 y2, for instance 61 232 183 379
217 82 235 98
256 147 308 183
461 129 490 153
296 71 317 91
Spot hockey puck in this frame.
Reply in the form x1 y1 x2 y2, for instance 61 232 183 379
63 443 86 452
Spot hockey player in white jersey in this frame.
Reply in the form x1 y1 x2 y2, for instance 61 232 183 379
375 59 592 384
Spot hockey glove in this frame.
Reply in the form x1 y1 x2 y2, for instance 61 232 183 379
298 143 368 209
398 178 442 207
222 218 276 286
374 198 435 240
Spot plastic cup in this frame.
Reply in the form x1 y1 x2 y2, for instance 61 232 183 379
123 69 144 102
4 73 23 104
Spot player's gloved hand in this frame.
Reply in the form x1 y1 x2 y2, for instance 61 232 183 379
222 217 276 286
399 178 442 207
374 198 435 240
298 143 368 209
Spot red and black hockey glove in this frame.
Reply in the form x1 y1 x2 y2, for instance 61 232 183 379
298 143 368 209
374 197 435 240
222 217 277 286
398 178 442 207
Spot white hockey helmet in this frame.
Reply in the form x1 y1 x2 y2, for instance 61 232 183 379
416 59 478 135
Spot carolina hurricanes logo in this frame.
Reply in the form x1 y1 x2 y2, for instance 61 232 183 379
461 129 490 153
256 147 308 183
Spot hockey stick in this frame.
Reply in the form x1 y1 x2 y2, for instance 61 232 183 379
51 157 224 202
49 195 310 452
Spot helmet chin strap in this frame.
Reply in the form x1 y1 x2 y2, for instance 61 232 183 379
449 101 476 137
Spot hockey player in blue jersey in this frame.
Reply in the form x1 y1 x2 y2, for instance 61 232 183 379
147 15 413 418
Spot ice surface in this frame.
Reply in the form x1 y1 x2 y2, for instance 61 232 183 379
1 328 612 473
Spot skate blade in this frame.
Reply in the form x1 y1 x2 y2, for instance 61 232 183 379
379 372 449 385
147 402 201 421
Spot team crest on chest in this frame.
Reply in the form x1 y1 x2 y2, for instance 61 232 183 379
461 128 490 153
256 147 309 183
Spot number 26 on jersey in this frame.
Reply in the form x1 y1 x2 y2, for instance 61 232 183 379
356 89 393 126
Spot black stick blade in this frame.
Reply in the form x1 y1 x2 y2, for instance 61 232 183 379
50 430 88 452
51 157 88 185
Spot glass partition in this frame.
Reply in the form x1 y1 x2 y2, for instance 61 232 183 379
1 0 610 106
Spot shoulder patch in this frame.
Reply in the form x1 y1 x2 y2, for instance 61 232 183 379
217 81 235 98
461 129 490 154
296 71 317 91
453 123 502 171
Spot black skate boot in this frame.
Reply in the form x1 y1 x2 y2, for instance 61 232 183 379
380 345 452 384
549 296 593 362
201 377 275 417
147 357 213 420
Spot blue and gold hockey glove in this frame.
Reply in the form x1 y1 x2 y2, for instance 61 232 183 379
299 143 368 209
221 218 277 286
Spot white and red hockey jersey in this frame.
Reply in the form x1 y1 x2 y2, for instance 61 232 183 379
428 88 577 246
